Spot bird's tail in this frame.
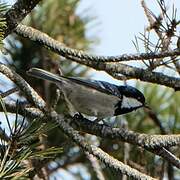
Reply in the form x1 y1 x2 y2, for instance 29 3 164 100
27 68 63 84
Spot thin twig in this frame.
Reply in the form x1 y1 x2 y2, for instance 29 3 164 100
0 87 19 98
153 147 180 169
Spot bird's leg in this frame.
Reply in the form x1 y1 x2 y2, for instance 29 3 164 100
93 118 109 125
73 112 84 120
71 113 84 128
93 118 103 123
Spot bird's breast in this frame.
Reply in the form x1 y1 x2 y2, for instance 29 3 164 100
60 82 120 118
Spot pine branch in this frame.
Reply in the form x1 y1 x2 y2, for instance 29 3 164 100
50 112 156 180
15 24 180 62
2 102 180 149
0 3 7 48
85 61 180 90
4 0 42 36
15 24 180 90
2 101 180 169
0 63 156 180
0 101 62 179
0 63 46 110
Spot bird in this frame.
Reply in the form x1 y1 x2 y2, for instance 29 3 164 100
27 68 146 119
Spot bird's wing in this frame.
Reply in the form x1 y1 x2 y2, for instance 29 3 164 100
65 76 122 98
27 68 63 84
27 68 122 98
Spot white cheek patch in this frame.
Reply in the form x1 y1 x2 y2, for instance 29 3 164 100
121 96 142 109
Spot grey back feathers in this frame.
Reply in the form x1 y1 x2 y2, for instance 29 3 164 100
27 68 145 118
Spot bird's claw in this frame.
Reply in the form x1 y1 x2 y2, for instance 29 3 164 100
93 118 110 126
73 113 84 120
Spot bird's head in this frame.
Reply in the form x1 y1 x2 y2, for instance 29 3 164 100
115 86 146 115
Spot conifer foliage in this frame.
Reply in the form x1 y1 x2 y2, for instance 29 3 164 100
0 0 179 179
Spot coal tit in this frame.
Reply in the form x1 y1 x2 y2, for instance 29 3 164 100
27 68 146 118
